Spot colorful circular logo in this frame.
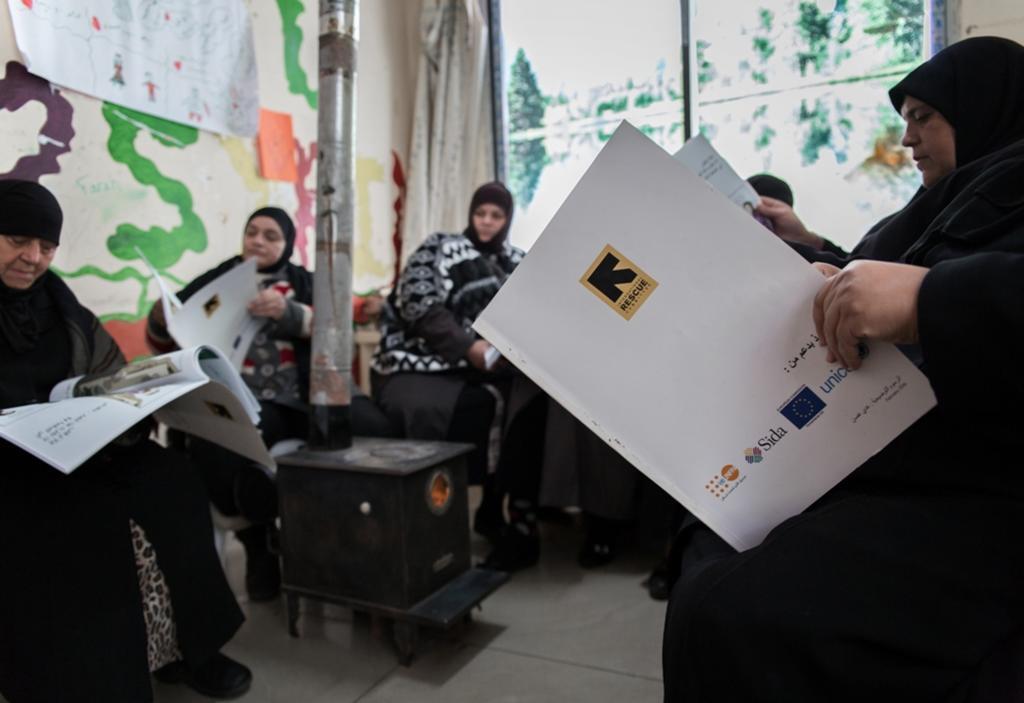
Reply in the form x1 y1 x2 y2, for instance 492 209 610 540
720 464 740 481
744 447 763 464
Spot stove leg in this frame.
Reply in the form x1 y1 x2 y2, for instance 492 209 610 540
393 621 419 666
287 592 301 637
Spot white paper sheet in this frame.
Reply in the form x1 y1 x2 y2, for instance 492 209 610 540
674 134 761 211
139 254 260 370
6 0 259 137
474 122 936 551
0 346 270 474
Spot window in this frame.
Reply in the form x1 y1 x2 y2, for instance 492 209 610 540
497 1 940 251
499 0 684 249
694 0 935 250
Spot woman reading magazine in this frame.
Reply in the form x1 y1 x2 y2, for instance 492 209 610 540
0 180 252 702
664 36 1024 701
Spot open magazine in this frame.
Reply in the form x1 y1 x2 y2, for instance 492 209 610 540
0 346 273 474
140 249 262 370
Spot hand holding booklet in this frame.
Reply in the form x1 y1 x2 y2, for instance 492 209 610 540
474 122 936 550
0 345 272 474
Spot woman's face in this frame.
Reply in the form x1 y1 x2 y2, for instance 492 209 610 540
0 235 56 289
901 95 957 187
242 216 287 269
472 203 508 243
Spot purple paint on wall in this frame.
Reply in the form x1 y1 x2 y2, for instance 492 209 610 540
0 61 75 181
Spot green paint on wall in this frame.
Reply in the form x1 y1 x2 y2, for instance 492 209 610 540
57 264 148 322
276 0 318 109
102 102 207 270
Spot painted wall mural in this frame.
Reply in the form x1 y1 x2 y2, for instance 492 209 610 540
0 60 73 180
0 0 414 359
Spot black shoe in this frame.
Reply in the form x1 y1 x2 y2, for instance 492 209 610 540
578 514 620 569
644 565 671 601
473 502 506 544
237 525 281 602
480 528 539 572
577 537 616 569
154 653 252 699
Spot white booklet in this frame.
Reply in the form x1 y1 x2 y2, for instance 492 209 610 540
0 346 272 474
674 134 761 211
474 122 936 550
141 252 262 370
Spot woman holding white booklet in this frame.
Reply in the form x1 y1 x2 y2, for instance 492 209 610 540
147 206 315 602
0 181 251 702
664 37 1024 701
146 207 395 602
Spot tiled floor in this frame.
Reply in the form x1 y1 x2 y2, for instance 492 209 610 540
3 504 668 703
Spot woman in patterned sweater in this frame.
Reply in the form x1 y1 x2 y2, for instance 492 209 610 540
373 182 548 570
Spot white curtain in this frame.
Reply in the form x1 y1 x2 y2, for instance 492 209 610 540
401 0 492 264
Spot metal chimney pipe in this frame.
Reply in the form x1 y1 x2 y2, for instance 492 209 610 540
309 0 358 449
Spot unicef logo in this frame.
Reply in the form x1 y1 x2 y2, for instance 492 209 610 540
743 447 763 464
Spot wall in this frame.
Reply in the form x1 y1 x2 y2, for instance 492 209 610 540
950 0 1024 42
0 1 416 359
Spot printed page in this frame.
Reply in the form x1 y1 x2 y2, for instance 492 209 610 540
474 122 936 551
674 134 761 211
50 347 207 402
195 347 261 424
167 258 260 369
0 381 205 474
156 382 272 468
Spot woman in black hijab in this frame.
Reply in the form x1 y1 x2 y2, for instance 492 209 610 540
146 207 394 601
664 37 1024 701
757 35 1024 263
0 180 251 702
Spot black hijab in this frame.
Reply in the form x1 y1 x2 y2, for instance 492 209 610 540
889 36 1024 169
464 181 514 254
246 206 297 274
0 180 64 356
845 37 1024 263
178 207 312 306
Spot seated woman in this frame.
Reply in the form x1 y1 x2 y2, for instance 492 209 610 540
146 207 394 601
0 180 250 702
664 36 1024 700
372 181 548 570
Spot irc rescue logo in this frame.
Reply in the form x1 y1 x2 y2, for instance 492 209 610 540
580 244 659 320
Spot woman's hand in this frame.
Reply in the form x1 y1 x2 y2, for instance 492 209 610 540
467 339 492 371
247 288 287 320
755 196 823 249
812 260 928 369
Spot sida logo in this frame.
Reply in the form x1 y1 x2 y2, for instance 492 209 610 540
743 447 764 464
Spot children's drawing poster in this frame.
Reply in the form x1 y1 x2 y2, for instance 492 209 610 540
6 0 260 137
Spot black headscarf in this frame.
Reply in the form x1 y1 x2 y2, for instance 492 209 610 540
464 181 514 253
0 179 63 244
889 36 1024 169
799 38 1024 267
245 206 297 273
747 174 794 206
0 180 64 356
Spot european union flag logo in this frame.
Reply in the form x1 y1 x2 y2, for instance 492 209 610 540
778 385 826 429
